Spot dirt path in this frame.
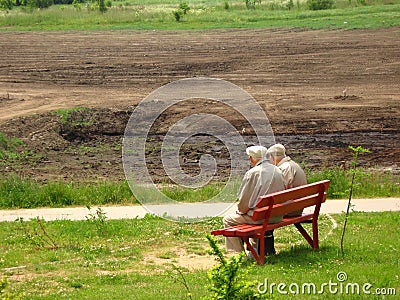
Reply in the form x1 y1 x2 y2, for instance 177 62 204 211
0 28 399 181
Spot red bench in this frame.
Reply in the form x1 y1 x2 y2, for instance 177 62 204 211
211 180 330 265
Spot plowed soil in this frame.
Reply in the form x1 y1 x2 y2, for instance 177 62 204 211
0 28 399 182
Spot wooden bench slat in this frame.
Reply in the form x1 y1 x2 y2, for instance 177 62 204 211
211 224 262 237
252 193 327 221
264 214 314 230
256 180 330 208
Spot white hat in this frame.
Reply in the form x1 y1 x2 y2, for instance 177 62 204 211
246 145 268 159
267 144 286 156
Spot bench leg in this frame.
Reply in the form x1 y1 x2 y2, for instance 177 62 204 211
294 222 319 249
312 219 319 249
243 237 264 265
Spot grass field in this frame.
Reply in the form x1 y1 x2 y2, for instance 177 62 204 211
1 212 399 299
0 168 399 209
1 0 400 31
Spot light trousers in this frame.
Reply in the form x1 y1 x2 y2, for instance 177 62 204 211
223 212 282 253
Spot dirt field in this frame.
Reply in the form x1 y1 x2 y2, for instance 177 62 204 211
0 28 399 183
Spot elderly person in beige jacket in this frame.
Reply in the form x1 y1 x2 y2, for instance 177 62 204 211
223 145 285 253
267 143 307 216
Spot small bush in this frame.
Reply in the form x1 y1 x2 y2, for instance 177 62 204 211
224 0 229 10
0 0 13 10
244 0 262 9
0 276 23 299
173 10 182 21
72 0 81 10
173 2 190 22
98 0 107 12
53 0 73 4
179 2 190 14
28 0 53 9
307 0 334 10
204 235 261 299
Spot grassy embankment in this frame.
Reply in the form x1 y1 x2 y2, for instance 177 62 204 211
0 168 399 209
0 0 400 31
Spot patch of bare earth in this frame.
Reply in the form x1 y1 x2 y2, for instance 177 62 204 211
0 28 399 182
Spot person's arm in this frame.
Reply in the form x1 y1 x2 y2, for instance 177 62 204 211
237 199 249 214
237 173 253 214
280 163 294 189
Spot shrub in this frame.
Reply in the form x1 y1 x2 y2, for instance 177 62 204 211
0 276 23 299
204 235 262 299
53 0 73 4
179 2 190 14
224 0 229 10
98 0 107 12
0 0 13 10
28 0 53 8
307 0 334 10
72 0 81 9
173 2 190 22
244 0 261 9
173 9 182 21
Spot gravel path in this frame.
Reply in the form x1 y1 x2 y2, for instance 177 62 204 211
1 198 399 222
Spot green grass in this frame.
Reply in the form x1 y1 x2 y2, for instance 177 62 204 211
307 167 400 199
0 167 399 209
0 132 24 161
0 177 135 209
53 107 87 124
1 1 400 31
0 212 399 299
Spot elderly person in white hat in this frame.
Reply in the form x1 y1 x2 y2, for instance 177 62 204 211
267 143 307 216
223 145 285 254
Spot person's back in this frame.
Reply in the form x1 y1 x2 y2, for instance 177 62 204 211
267 144 307 216
277 156 307 189
238 160 285 218
223 145 285 254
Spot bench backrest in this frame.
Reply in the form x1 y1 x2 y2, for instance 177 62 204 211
252 180 330 222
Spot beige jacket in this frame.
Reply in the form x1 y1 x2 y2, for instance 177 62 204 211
277 156 307 189
237 159 285 215
277 156 307 216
